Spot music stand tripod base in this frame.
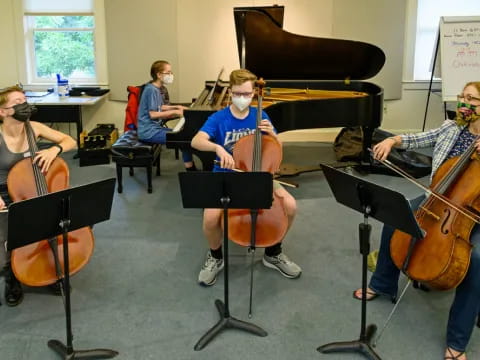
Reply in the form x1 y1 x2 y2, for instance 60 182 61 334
48 340 119 360
194 299 267 351
317 324 380 360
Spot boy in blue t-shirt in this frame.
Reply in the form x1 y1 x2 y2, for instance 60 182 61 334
191 69 302 286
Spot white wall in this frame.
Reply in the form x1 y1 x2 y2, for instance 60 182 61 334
104 0 179 101
175 0 335 104
0 1 20 86
333 0 406 100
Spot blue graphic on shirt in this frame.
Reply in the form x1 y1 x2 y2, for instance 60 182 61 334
199 106 273 171
224 128 255 153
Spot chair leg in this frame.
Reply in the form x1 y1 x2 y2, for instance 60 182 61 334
152 145 161 176
146 165 153 193
129 166 134 176
155 155 161 176
116 164 123 193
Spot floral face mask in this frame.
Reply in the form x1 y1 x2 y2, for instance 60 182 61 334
455 101 480 126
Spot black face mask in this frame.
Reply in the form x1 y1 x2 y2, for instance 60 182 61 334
11 102 37 122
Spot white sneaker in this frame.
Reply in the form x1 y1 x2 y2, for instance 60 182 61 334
198 251 224 286
262 252 302 279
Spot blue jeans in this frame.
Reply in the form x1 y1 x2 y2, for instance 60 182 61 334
140 128 193 163
370 196 480 352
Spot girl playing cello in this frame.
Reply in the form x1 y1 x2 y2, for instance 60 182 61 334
0 86 76 306
353 81 480 360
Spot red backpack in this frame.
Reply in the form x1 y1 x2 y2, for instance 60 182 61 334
123 84 146 132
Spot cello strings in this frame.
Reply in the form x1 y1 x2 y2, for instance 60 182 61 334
24 120 65 291
26 121 48 195
382 158 480 223
253 87 263 172
434 135 479 195
368 150 480 224
385 160 480 224
24 121 42 192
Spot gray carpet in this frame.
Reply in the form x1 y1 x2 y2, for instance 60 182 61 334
0 142 478 360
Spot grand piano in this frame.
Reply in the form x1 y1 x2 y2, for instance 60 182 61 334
166 5 385 172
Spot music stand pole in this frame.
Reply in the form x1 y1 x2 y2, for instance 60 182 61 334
317 204 380 359
317 165 424 360
194 196 267 350
47 197 118 359
178 172 271 351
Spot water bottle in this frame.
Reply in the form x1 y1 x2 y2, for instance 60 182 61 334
56 74 69 98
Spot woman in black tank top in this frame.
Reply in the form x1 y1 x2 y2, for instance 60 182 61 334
0 85 76 306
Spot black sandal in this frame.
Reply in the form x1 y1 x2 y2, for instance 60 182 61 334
445 347 466 359
352 288 397 303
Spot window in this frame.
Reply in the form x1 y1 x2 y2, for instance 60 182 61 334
414 0 480 80
27 16 95 80
15 0 107 85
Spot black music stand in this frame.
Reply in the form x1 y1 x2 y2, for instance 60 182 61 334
179 171 272 351
317 165 424 360
7 178 119 360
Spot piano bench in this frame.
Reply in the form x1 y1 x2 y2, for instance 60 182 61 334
111 130 161 194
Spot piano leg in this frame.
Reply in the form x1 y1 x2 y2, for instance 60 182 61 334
361 126 374 163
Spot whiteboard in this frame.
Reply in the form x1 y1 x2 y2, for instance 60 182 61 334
438 16 480 101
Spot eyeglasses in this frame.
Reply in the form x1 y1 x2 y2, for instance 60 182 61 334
231 92 253 97
161 72 173 75
457 94 480 102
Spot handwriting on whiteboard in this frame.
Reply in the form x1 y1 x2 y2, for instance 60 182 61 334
444 25 480 68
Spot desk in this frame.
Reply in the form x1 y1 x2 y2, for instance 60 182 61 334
28 93 108 146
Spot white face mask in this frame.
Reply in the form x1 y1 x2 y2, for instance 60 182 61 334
232 96 251 112
163 74 174 85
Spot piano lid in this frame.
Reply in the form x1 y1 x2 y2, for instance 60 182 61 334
234 6 385 81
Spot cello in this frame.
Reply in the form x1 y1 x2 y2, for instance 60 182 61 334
368 138 480 346
7 119 94 287
384 138 480 291
226 78 289 248
223 79 290 315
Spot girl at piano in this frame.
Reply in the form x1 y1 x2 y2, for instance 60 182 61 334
0 85 77 306
137 60 196 170
191 68 301 286
353 82 480 360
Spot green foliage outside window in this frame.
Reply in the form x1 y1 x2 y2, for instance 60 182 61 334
32 16 95 79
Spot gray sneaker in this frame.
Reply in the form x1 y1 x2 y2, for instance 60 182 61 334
262 252 302 278
198 251 224 286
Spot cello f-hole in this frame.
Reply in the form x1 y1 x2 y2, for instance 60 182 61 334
441 209 451 235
